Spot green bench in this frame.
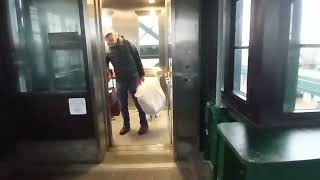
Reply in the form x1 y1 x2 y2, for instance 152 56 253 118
216 122 320 180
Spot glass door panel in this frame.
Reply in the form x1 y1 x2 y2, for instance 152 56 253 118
8 0 86 93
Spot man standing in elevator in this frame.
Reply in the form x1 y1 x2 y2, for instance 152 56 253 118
105 32 148 135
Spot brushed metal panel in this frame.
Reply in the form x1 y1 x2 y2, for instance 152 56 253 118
172 0 200 138
81 0 108 161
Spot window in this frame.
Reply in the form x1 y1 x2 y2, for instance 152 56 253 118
284 0 320 112
138 15 160 68
222 0 320 125
233 0 251 100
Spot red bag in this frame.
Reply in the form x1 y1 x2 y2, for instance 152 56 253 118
107 79 121 116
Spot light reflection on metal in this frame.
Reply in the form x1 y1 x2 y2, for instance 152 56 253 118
149 0 156 4
101 9 113 35
19 0 23 10
87 0 94 5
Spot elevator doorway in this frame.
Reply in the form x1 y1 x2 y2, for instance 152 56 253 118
101 1 173 147
4 0 200 163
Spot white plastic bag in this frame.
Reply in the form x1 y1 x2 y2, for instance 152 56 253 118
135 77 166 116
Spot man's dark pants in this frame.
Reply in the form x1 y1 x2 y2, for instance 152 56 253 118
116 77 148 128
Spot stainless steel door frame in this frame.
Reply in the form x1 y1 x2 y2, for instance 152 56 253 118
98 0 201 162
80 0 109 160
171 0 200 160
155 4 174 144
96 0 114 150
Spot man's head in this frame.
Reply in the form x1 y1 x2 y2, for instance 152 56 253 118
104 32 118 47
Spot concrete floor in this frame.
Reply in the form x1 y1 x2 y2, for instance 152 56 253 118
6 148 210 180
111 109 171 146
9 166 194 180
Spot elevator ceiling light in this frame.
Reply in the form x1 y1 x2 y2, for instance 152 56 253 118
149 0 156 4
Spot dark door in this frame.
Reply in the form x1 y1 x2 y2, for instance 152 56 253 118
0 0 14 158
5 0 107 141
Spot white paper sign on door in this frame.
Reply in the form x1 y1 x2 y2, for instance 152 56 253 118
68 98 87 115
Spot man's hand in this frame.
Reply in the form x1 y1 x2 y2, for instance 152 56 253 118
139 76 145 84
136 76 144 90
109 69 115 79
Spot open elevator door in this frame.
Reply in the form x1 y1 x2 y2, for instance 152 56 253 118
6 0 109 163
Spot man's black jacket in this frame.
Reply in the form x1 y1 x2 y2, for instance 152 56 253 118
106 39 145 81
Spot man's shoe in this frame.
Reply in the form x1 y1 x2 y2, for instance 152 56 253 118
138 125 148 135
119 126 130 135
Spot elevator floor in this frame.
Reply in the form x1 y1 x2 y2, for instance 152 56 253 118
111 109 171 146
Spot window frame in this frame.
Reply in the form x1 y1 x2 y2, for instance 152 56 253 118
223 0 256 119
280 0 320 124
138 15 161 62
222 0 320 126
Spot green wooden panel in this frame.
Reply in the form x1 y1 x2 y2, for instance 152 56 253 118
217 122 320 180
